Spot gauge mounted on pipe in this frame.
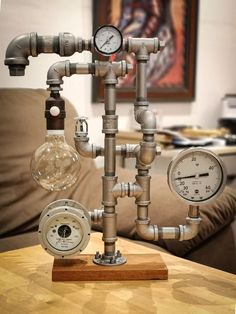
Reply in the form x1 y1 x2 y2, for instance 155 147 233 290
167 147 227 205
94 25 123 56
38 199 91 258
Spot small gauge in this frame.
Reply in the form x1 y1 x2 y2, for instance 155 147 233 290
38 199 91 258
167 147 227 205
94 25 123 56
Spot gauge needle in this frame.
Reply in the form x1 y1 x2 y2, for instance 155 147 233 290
175 172 209 180
100 35 114 48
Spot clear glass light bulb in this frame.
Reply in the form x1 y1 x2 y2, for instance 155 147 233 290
31 133 81 191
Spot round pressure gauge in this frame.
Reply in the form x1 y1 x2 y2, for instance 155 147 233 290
167 147 226 205
94 25 123 56
38 199 91 258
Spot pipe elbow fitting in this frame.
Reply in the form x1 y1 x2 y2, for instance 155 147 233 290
5 32 38 76
179 217 201 241
74 139 94 158
135 109 157 134
74 138 103 158
47 60 71 86
135 219 159 241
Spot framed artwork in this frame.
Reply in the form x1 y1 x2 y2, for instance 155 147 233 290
92 0 198 102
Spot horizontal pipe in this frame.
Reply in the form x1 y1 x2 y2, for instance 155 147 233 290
5 32 92 76
46 60 95 89
135 216 201 241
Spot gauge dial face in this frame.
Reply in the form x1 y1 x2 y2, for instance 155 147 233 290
168 148 226 204
38 199 91 257
46 215 82 251
94 25 123 55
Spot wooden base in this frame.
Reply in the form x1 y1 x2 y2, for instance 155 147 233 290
52 254 168 281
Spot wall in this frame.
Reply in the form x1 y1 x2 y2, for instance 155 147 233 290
0 0 236 149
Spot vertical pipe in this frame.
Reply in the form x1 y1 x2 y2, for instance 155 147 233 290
136 60 147 101
105 84 116 114
102 82 117 257
104 84 116 177
135 54 153 231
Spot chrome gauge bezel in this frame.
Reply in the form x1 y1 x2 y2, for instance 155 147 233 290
167 147 227 205
38 199 91 258
94 24 123 56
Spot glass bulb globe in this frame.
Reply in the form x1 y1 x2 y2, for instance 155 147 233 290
31 133 81 191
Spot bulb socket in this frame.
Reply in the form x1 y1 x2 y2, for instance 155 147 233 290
45 95 66 130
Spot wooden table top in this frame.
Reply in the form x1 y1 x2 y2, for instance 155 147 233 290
0 232 235 314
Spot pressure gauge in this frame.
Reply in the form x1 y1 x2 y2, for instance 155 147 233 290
94 25 123 56
38 199 91 258
167 147 227 205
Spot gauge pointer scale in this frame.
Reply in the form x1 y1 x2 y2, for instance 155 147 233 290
175 172 209 180
100 35 114 49
167 147 226 205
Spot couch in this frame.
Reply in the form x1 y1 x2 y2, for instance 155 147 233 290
0 88 235 274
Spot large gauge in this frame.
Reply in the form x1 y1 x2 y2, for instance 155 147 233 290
94 25 123 56
38 199 91 258
167 147 227 205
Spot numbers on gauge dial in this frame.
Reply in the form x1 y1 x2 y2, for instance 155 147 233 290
94 25 122 55
168 149 226 203
46 216 82 251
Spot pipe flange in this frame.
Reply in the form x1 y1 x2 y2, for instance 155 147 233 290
93 250 126 266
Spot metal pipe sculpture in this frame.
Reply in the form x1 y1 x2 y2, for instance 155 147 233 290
5 25 226 266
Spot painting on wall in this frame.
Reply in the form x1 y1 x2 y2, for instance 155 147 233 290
92 0 198 102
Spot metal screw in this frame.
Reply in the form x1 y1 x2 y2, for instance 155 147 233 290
95 251 100 259
116 250 122 258
110 256 116 264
